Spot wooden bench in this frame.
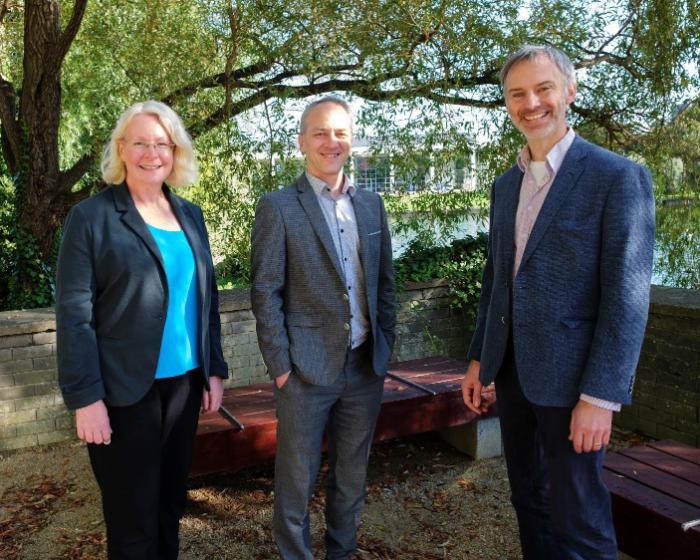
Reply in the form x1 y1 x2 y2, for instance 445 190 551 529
191 356 495 477
603 439 700 559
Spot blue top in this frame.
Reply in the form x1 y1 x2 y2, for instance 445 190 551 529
148 225 200 378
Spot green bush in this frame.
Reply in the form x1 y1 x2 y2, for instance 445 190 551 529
394 233 488 317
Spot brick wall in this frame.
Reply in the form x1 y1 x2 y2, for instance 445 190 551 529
0 309 68 449
615 286 700 446
0 280 470 451
2 284 697 451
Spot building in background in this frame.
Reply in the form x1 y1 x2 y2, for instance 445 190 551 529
349 137 479 194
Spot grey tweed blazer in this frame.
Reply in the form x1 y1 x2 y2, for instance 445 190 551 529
250 174 396 386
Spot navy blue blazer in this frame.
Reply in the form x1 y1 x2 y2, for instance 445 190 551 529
56 183 228 410
467 136 655 406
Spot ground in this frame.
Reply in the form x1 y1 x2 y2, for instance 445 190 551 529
0 429 644 559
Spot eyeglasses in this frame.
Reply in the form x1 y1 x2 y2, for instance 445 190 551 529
126 141 175 154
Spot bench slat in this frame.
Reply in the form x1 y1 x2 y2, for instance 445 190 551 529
604 453 700 509
649 440 700 466
603 469 700 560
618 444 700 486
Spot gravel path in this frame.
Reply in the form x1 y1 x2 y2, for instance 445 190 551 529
0 429 643 559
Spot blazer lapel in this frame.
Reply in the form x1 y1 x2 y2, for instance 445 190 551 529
501 168 523 282
296 175 345 280
165 187 208 306
113 183 166 274
518 137 587 271
351 188 374 281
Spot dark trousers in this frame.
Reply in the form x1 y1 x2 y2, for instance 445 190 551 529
495 339 618 560
87 370 203 560
273 341 384 560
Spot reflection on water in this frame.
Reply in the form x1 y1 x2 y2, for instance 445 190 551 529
391 213 484 257
653 204 699 290
391 204 699 290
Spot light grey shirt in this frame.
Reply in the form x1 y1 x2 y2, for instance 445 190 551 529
306 172 370 348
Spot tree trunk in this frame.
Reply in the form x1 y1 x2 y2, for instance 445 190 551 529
1 0 88 308
19 0 64 256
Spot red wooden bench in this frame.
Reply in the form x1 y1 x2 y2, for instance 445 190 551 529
191 356 494 477
603 439 700 559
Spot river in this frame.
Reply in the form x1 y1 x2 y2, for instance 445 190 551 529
391 204 699 290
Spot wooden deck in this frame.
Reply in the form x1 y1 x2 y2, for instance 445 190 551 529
192 356 494 477
603 439 700 559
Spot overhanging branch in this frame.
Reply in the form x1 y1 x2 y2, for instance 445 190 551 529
58 153 95 194
55 0 87 67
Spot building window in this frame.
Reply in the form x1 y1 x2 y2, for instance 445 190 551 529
353 156 392 193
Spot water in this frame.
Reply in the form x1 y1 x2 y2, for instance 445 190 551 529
391 213 484 256
391 204 699 290
652 204 699 290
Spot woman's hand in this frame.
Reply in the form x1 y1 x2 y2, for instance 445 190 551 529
75 400 112 445
201 375 224 413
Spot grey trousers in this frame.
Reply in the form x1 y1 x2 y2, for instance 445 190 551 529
272 342 384 560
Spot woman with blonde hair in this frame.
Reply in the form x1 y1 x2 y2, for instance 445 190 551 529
56 100 228 559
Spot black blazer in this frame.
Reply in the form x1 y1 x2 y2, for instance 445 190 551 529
56 183 228 410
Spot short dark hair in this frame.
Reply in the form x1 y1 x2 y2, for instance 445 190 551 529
500 45 576 89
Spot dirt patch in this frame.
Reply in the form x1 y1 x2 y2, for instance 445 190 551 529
0 429 646 559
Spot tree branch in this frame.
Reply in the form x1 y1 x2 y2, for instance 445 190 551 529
162 61 365 106
187 75 502 137
55 0 87 66
58 153 95 193
0 74 22 172
223 1 241 116
0 0 9 27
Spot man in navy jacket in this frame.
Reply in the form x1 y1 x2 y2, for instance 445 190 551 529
462 45 654 559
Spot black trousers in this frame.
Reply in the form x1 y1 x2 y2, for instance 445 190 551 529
87 370 203 560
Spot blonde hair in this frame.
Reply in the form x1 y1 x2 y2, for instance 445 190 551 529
101 100 197 187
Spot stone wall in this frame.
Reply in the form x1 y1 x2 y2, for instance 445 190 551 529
2 284 697 451
0 280 470 451
615 286 700 446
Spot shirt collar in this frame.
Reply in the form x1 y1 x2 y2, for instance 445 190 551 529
516 127 576 174
305 171 356 198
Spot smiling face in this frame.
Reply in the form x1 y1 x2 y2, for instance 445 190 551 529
503 55 576 158
298 101 352 187
119 113 174 189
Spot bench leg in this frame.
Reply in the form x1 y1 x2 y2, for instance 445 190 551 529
439 417 503 459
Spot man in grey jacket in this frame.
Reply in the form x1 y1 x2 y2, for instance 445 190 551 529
251 96 396 560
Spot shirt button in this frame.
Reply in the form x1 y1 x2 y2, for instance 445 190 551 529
343 323 350 331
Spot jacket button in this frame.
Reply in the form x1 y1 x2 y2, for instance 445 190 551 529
343 323 350 331
501 316 505 324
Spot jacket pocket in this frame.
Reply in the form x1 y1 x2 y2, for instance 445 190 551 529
560 317 595 329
